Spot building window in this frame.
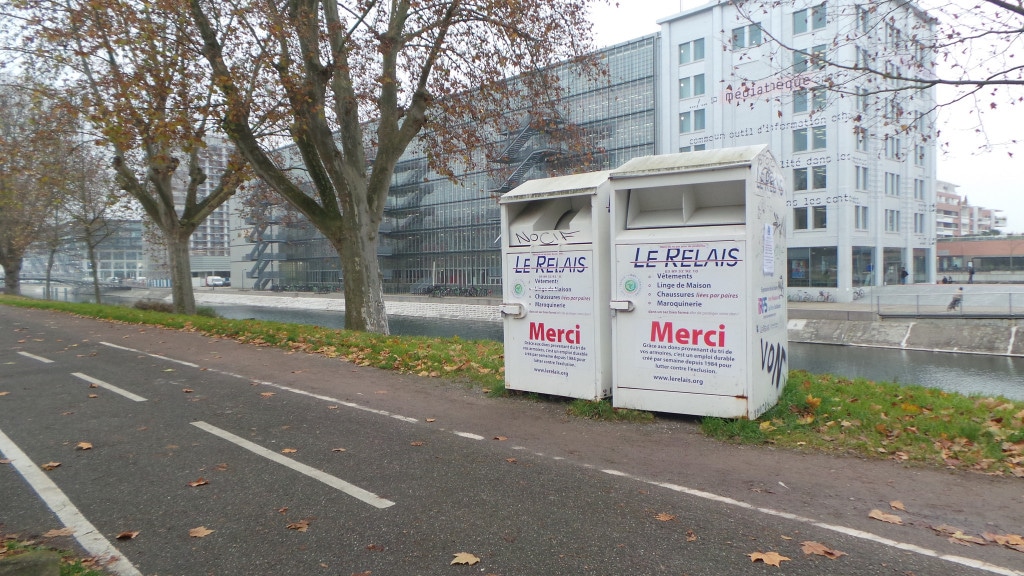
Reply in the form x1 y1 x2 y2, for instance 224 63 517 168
793 89 808 113
884 136 901 160
812 165 827 189
732 23 763 49
857 87 870 112
678 74 705 99
855 165 869 190
679 38 705 64
914 212 926 233
914 144 925 166
856 127 869 152
885 209 900 232
885 172 900 196
679 109 705 133
793 126 827 152
678 144 708 152
788 246 837 288
794 3 827 34
914 178 926 200
794 50 809 73
855 205 869 230
793 166 827 191
811 44 827 69
857 4 870 33
794 206 826 230
812 87 826 109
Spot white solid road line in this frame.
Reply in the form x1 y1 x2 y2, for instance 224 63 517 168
71 372 147 402
17 351 54 364
100 341 200 368
191 421 395 509
0 427 142 576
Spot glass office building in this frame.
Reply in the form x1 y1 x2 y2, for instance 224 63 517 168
233 35 658 293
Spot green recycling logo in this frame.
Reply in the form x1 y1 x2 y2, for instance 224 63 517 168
621 275 641 295
513 282 526 297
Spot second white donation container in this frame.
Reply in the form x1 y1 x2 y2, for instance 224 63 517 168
499 171 612 400
608 146 789 418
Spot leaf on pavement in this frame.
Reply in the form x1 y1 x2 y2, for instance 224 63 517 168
76 442 93 450
162 369 175 372
686 530 698 542
505 458 517 464
332 447 347 452
0 391 10 396
410 441 425 447
450 552 480 566
116 531 139 540
948 531 986 546
189 526 214 538
889 500 906 511
426 418 436 422
88 394 98 398
801 541 846 559
260 392 275 398
982 532 1024 552
493 436 508 441
41 461 61 471
188 477 209 487
182 388 194 393
286 519 310 532
0 458 11 464
366 543 384 552
281 448 297 454
43 527 75 537
868 509 903 524
748 551 790 566
654 513 675 522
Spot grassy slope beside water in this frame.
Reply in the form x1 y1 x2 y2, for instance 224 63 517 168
1 295 1022 478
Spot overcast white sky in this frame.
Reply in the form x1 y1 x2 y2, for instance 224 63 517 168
587 0 1024 233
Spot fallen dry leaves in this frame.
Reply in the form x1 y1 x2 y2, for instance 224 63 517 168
286 519 311 532
76 442 92 450
801 541 846 559
187 477 209 487
116 531 139 540
653 513 675 522
889 500 906 511
748 551 790 566
868 509 903 524
41 461 61 471
42 528 75 537
281 448 298 454
189 526 214 538
450 552 480 566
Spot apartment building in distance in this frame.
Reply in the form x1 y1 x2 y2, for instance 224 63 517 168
935 180 1007 237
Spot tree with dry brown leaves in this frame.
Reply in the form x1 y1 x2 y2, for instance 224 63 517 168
189 0 602 333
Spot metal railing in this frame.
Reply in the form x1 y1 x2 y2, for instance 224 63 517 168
874 290 1022 318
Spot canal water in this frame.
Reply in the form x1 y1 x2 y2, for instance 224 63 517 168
210 304 1024 401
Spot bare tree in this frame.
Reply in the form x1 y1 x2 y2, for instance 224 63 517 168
11 0 249 313
189 0 600 333
0 76 69 295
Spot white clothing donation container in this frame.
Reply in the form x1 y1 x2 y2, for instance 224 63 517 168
499 171 613 400
608 146 788 418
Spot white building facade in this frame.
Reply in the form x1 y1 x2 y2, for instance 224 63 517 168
656 0 937 300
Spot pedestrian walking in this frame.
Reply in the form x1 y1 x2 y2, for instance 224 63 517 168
968 262 975 284
900 267 909 284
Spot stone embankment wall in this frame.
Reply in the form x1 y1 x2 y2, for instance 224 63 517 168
787 317 1023 357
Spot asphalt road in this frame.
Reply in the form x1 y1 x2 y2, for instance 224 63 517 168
2 306 1023 575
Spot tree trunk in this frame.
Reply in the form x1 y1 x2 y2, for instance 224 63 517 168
166 229 196 315
2 257 22 295
87 243 102 304
336 212 389 334
45 247 56 300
